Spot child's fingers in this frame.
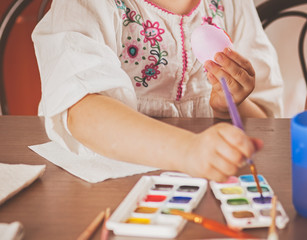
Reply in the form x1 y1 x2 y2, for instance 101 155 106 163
214 137 245 169
204 60 243 96
223 48 255 77
214 52 252 89
210 153 240 176
190 123 262 182
207 72 219 85
251 138 264 151
204 165 229 182
216 123 256 159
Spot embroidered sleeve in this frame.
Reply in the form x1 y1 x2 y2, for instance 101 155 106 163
32 0 137 117
32 0 138 154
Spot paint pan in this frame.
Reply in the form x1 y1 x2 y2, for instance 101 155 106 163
210 178 242 200
220 186 243 195
161 208 185 215
232 210 255 218
259 205 290 229
247 185 270 193
169 196 192 204
246 185 273 198
151 184 173 191
134 207 158 214
210 174 289 230
141 194 167 207
260 208 282 218
177 185 199 193
224 198 250 211
126 217 151 224
217 186 244 200
253 196 272 204
227 198 249 206
239 174 266 186
221 208 258 227
106 173 207 238
210 176 239 190
144 195 167 202
132 206 160 220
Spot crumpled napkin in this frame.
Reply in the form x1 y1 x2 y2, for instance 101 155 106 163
0 222 24 240
29 141 158 183
0 163 46 205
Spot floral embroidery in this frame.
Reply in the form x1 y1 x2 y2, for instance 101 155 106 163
119 5 168 88
134 42 168 87
142 63 160 80
121 37 146 64
209 0 224 17
202 17 218 27
115 0 126 10
123 8 142 26
140 20 165 46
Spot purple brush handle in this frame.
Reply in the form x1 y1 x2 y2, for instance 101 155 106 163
220 77 244 130
220 77 253 165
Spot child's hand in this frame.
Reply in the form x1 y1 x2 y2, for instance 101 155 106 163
181 122 262 182
204 48 256 119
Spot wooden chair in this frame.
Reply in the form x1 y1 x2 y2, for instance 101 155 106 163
0 0 50 115
256 0 307 110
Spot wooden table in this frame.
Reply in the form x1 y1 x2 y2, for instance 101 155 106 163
0 116 306 240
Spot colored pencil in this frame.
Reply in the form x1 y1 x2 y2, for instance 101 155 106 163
220 77 263 199
100 207 111 240
77 210 105 240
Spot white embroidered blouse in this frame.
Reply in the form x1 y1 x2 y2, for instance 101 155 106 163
32 0 284 155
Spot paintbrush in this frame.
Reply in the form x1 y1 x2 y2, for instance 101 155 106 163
267 196 279 240
170 209 256 239
220 77 264 199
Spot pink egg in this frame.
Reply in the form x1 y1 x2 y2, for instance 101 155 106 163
191 24 233 64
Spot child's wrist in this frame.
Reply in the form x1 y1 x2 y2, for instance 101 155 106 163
167 131 196 174
213 110 231 120
176 133 200 176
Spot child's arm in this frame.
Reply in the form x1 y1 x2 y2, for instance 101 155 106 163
68 94 262 182
204 48 267 119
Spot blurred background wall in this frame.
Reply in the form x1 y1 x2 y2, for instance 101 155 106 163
254 0 307 117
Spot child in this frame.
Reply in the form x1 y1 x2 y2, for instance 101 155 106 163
32 0 283 182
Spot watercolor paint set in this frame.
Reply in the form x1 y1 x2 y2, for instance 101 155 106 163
106 172 207 238
210 174 289 230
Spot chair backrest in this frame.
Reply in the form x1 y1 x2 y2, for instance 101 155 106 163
0 0 50 115
256 0 307 111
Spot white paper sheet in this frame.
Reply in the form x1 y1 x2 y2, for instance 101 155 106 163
0 163 46 205
29 141 158 183
0 222 24 240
